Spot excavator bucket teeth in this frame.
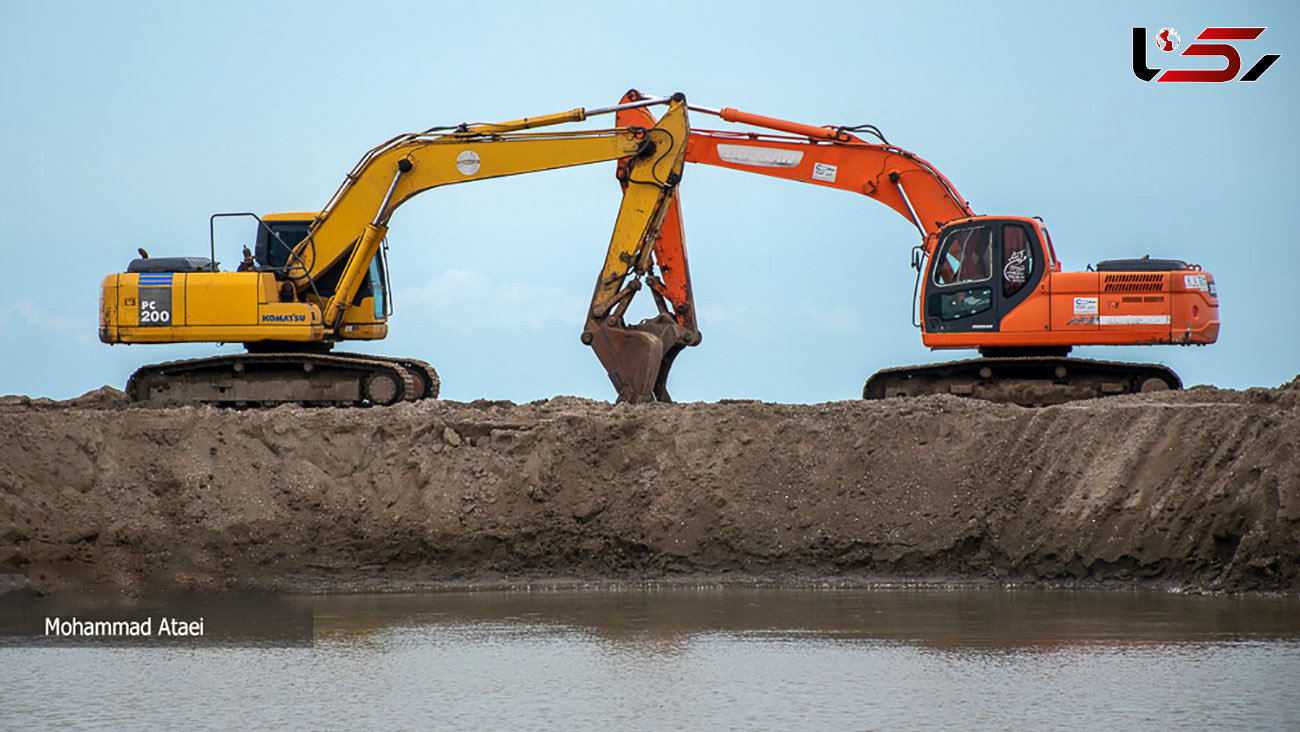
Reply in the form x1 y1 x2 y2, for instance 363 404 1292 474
591 325 665 404
652 344 683 403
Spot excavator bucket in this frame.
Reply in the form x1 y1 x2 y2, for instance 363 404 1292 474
589 314 695 403
590 324 663 404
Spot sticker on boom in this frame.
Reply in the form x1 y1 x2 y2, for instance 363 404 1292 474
715 145 802 168
456 150 481 176
812 162 837 183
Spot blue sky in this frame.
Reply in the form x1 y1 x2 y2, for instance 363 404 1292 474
1 0 1295 402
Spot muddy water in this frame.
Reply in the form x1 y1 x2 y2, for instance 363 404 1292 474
3 588 1299 730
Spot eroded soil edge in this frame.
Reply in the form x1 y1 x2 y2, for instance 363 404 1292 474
2 382 1297 594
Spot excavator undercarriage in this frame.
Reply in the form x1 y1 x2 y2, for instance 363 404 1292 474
862 356 1179 406
126 351 439 407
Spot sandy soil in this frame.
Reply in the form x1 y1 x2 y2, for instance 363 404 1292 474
1 380 1297 594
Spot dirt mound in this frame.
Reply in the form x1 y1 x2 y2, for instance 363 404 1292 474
0 383 1296 594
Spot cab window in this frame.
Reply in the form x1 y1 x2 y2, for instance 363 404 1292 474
935 226 992 286
368 258 386 319
1002 224 1034 297
257 221 311 270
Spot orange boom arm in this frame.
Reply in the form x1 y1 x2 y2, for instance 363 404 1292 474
684 116 973 237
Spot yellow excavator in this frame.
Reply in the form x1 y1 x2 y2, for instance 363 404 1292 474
99 94 691 406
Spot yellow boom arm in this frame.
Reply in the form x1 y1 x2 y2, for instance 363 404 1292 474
286 96 689 331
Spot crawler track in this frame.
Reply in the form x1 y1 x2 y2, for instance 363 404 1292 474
863 357 1181 406
127 352 439 407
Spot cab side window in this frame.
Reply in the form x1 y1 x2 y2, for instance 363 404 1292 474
934 226 992 286
1002 225 1034 297
257 222 311 270
938 287 992 320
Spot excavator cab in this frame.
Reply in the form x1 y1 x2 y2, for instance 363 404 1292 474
916 213 1218 358
921 216 1046 336
866 213 1223 403
253 212 390 341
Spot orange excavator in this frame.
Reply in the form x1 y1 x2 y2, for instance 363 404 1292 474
606 90 1219 404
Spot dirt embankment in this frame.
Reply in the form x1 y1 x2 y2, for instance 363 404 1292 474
1 381 1297 594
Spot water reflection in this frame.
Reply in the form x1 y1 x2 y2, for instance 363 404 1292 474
3 588 1298 730
309 587 1300 653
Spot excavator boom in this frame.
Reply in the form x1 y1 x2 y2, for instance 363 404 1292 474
684 126 972 237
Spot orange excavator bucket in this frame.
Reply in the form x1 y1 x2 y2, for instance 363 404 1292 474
589 313 696 403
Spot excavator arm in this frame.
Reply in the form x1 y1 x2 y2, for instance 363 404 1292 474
582 95 695 404
295 93 694 401
284 95 687 332
590 89 976 403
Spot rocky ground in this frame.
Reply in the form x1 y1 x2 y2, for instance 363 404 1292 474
1 380 1297 595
